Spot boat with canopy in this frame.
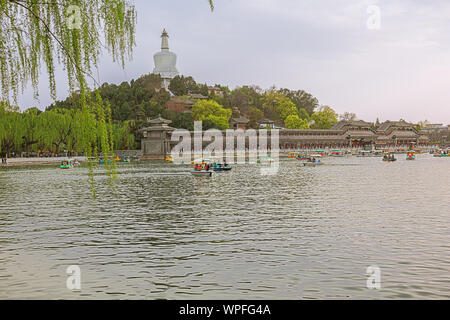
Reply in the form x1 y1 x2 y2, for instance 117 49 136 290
383 152 397 162
406 152 416 160
60 159 73 169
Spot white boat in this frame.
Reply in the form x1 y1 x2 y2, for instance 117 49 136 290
191 170 214 177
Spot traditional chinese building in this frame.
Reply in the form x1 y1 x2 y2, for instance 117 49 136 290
139 116 175 159
230 117 250 130
167 96 195 113
140 117 432 158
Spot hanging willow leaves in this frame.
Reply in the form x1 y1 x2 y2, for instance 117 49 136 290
0 0 136 101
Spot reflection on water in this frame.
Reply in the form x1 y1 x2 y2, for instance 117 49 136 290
0 155 449 299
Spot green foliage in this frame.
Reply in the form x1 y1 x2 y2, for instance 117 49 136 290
278 88 319 115
339 112 357 121
228 85 263 115
284 114 310 129
192 100 231 130
0 108 23 154
262 91 297 122
173 113 194 131
247 106 264 128
0 101 137 157
310 106 339 129
47 73 170 123
298 108 310 121
112 121 135 150
168 75 207 96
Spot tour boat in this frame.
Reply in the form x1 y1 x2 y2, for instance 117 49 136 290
60 159 73 169
212 163 232 172
329 149 344 157
314 150 326 156
288 152 300 158
308 154 323 159
406 152 416 160
257 157 274 164
382 153 397 162
296 154 308 160
433 149 450 157
123 156 131 163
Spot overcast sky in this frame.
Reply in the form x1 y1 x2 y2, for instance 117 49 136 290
17 0 450 124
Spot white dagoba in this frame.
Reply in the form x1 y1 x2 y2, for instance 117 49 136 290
153 29 179 90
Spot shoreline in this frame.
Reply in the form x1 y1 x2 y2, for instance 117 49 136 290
0 157 87 168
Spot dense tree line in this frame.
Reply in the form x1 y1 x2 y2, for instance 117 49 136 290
1 72 341 156
0 101 134 157
47 73 338 131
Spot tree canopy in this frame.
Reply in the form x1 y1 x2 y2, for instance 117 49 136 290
192 100 232 130
310 106 339 129
0 103 136 156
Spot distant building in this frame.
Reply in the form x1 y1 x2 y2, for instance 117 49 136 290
140 116 175 159
421 123 450 147
208 86 224 97
153 29 179 90
230 117 249 130
259 118 275 129
140 118 434 157
188 93 208 100
167 96 194 113
424 123 445 129
374 120 424 147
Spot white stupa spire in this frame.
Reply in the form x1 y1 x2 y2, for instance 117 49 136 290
161 29 169 51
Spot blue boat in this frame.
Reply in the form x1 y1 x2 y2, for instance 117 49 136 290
212 163 232 172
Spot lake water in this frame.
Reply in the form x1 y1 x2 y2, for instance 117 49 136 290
0 155 449 299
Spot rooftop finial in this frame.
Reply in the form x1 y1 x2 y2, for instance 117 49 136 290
161 28 169 50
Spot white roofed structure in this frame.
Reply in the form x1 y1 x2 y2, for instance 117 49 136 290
153 29 179 90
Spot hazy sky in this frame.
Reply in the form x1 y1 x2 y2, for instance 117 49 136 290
17 0 450 124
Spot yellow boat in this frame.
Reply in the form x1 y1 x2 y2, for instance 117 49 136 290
288 152 299 158
166 155 174 162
